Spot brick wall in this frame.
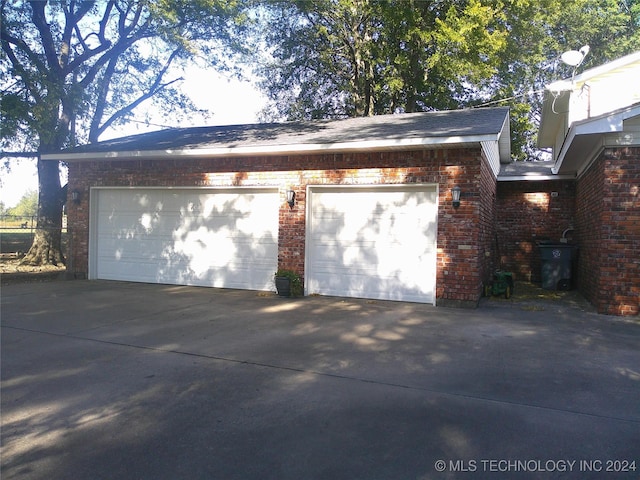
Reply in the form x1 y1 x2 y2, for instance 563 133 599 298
433 150 497 306
575 156 604 309
66 147 494 306
496 180 576 283
479 154 498 287
577 147 640 316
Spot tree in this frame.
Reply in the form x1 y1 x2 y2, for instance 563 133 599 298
480 0 640 159
254 0 640 157
9 189 38 218
255 0 508 120
1 0 249 265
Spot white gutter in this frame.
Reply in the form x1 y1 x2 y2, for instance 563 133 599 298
42 134 502 162
498 174 575 182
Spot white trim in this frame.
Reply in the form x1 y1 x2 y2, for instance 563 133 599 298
552 105 640 174
548 51 640 92
43 134 500 162
304 183 438 305
481 141 500 178
88 187 99 279
497 174 575 182
574 145 604 180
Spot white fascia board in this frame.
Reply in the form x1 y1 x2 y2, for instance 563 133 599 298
571 51 640 85
498 174 575 182
575 132 640 178
552 104 640 174
497 113 511 163
549 51 640 91
43 134 499 162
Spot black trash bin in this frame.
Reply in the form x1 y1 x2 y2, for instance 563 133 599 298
539 243 578 290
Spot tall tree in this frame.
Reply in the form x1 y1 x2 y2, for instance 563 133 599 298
1 0 249 265
254 0 508 120
254 0 639 158
482 0 640 159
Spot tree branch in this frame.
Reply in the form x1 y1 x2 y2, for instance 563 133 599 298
28 1 62 75
91 48 183 141
98 0 115 43
1 25 49 79
92 76 183 141
0 34 43 104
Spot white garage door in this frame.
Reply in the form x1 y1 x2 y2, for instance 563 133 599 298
90 188 279 290
306 185 438 304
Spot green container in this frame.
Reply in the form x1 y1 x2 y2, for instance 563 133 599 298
485 271 514 298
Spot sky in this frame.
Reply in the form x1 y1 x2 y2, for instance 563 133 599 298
0 66 267 209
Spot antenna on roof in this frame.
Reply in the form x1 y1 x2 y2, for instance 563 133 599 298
560 45 590 82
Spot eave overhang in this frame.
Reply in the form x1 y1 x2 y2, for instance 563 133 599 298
552 103 640 176
43 133 508 164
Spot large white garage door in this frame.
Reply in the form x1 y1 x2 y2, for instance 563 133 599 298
90 188 279 290
306 185 438 304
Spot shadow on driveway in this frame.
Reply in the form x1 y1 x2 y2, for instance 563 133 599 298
2 280 639 479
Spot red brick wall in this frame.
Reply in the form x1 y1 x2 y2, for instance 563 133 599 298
576 156 604 309
577 147 640 316
479 154 497 287
66 147 494 306
434 151 497 305
496 180 576 283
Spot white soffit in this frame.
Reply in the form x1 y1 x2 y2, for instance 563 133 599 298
552 104 640 175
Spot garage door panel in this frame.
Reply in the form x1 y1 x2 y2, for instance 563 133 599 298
307 186 437 304
92 188 278 290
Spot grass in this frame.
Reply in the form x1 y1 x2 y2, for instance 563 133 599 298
0 231 68 254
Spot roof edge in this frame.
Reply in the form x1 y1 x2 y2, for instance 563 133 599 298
552 103 640 174
547 50 640 92
43 134 500 162
497 174 575 182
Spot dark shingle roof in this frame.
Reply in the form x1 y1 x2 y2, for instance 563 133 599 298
497 159 577 181
48 107 509 160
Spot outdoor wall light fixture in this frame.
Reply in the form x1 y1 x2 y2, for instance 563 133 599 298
452 186 461 208
71 190 81 204
286 189 296 208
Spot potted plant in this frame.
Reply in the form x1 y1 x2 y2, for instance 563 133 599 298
274 269 303 297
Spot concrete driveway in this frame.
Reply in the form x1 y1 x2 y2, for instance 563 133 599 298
2 280 639 480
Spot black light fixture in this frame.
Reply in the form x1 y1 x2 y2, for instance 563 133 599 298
71 190 81 204
286 189 295 208
452 186 461 208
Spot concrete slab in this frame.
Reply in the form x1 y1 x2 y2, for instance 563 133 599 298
2 280 639 479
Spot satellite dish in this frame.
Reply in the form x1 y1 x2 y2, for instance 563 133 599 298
561 50 584 67
560 45 590 67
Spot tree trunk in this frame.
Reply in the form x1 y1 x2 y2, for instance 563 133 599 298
20 157 65 266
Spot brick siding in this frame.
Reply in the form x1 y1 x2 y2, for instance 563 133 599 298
577 147 640 316
496 180 576 283
66 147 495 307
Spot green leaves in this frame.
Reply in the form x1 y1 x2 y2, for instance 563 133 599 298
1 0 251 149
255 0 640 159
257 0 514 119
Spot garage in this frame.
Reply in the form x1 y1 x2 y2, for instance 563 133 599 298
305 185 438 304
89 187 279 290
56 108 512 308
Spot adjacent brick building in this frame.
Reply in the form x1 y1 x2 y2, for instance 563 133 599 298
51 109 510 309
46 53 640 317
533 51 640 316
